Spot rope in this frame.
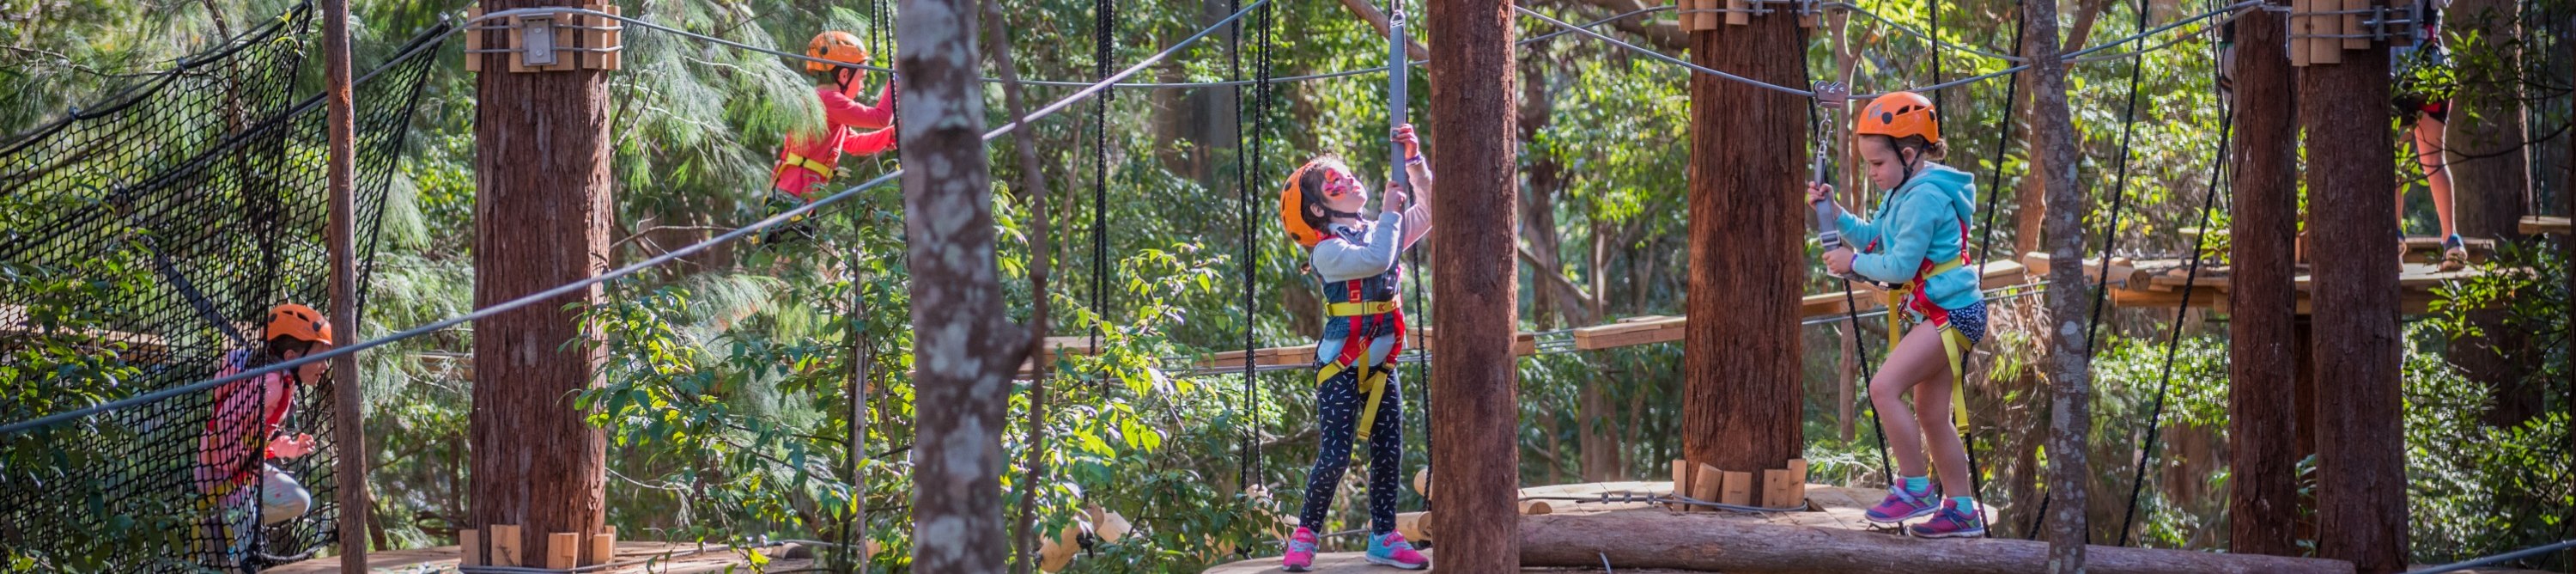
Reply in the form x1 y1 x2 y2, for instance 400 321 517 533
2112 9 2237 545
2029 0 2159 540
1959 2 2027 538
0 0 1282 437
2401 540 2576 574
1090 0 1113 378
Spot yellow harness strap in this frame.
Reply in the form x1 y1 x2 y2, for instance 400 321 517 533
1325 300 1400 316
1882 259 1972 434
1314 359 1395 441
778 151 830 178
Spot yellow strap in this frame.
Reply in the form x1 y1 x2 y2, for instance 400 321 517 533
1355 366 1391 441
1941 327 1971 434
781 152 830 175
1325 300 1400 316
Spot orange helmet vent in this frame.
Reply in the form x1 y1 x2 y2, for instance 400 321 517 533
266 303 333 345
806 31 868 73
1856 90 1941 145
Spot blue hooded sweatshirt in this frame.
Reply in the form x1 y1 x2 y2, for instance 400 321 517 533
1834 162 1983 313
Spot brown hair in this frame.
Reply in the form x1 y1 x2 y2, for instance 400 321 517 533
1869 134 1948 162
1293 156 1352 233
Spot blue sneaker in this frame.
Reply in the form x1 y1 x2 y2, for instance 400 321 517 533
1863 481 1938 523
1364 531 1429 570
1907 498 1988 538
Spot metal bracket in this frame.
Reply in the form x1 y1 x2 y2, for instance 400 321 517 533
463 4 624 73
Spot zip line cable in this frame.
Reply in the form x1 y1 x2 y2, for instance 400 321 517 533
0 0 1279 437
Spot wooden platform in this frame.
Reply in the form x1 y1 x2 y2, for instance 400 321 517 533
2035 252 2514 315
1209 480 1977 573
265 541 815 574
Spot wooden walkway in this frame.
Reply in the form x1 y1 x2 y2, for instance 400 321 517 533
1207 480 1953 573
266 541 815 574
2036 242 2513 314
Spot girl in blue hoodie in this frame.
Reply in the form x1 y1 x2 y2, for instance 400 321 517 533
1809 91 1988 538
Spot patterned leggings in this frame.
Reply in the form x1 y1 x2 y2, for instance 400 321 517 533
1296 363 1405 535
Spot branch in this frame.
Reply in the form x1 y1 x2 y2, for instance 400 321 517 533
1516 241 1605 326
1546 0 1686 52
1335 0 1432 61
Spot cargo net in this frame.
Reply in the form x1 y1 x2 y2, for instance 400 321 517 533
0 3 442 571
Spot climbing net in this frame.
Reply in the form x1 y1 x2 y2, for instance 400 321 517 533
0 3 443 569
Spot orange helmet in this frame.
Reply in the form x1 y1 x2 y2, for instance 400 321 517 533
1278 160 1331 248
806 31 867 73
266 303 332 345
1856 91 1941 145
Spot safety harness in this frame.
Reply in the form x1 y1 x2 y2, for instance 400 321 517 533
1865 211 1977 433
1313 225 1406 441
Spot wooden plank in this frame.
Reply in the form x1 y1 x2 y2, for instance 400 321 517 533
2340 0 2368 50
1522 513 2360 573
585 526 617 565
1761 468 1800 509
459 529 482 566
489 524 523 566
2518 215 2568 235
1669 460 1693 510
1692 464 1724 511
1720 471 1755 506
464 7 484 72
547 533 581 569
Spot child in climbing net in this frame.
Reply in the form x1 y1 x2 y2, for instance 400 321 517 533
193 303 331 567
1278 124 1433 571
1809 92 1991 539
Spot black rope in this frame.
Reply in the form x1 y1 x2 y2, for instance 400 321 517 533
2111 9 2239 546
1243 0 1276 485
1091 0 1113 369
1959 3 2026 538
1230 0 1255 490
1801 24 1896 489
2029 0 2157 540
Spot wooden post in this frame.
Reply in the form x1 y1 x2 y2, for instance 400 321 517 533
896 0 1021 571
459 529 482 565
1427 0 1522 570
471 0 613 564
2300 3 2408 569
1682 0 1805 487
2022 0 2091 565
489 524 524 566
2227 0 2303 558
321 0 368 571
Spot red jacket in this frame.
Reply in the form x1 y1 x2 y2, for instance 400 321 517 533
773 82 896 199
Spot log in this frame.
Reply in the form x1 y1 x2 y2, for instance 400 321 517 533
1520 513 2356 574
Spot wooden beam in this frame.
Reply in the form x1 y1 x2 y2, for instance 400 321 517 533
2518 215 2569 235
1520 513 2357 573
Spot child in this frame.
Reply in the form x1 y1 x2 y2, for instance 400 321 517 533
193 303 333 568
1808 92 1989 538
1278 125 1432 571
766 30 898 242
2391 0 2466 270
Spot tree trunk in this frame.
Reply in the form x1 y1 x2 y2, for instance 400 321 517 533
1520 513 2357 573
2300 21 2409 574
322 0 370 570
2023 0 2091 565
1680 0 1804 477
2226 1 2302 558
2446 0 2539 427
469 0 612 562
897 0 1023 571
1425 0 1520 569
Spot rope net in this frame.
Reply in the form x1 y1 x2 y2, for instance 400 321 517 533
0 3 440 570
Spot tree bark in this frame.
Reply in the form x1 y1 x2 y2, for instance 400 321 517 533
323 0 369 570
2300 17 2409 573
2013 0 2117 257
2226 1 2301 558
1425 0 1520 569
2023 0 2090 565
2445 0 2539 426
1520 513 2357 573
469 0 613 562
897 0 1023 571
1680 0 1804 477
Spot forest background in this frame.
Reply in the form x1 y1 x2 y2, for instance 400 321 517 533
0 0 2568 570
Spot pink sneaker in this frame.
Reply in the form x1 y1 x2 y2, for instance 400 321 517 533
1364 531 1429 570
1862 482 1938 523
1282 527 1319 571
1908 498 1987 538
